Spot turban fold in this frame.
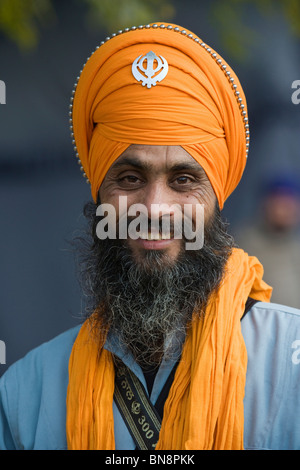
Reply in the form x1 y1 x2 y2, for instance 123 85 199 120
71 23 249 208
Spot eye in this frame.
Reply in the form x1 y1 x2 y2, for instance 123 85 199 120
117 173 144 188
175 176 193 184
122 175 140 183
171 175 195 188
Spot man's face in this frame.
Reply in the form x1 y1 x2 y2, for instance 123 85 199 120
99 144 217 264
264 192 300 232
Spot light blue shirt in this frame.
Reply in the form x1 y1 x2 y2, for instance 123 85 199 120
1 302 300 450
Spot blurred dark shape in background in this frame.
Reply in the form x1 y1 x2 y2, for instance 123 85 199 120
235 173 300 308
1 0 300 375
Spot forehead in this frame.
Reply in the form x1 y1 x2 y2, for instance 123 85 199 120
110 144 205 173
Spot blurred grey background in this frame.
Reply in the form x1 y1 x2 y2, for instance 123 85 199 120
1 0 300 375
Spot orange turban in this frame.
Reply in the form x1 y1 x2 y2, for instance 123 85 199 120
71 22 249 209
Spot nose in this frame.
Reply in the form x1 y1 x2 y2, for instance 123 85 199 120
141 182 182 232
145 183 161 218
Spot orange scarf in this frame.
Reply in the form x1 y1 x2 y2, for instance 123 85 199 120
66 248 272 450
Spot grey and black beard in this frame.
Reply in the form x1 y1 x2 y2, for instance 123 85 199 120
73 201 234 367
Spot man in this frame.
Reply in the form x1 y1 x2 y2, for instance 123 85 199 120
1 22 300 450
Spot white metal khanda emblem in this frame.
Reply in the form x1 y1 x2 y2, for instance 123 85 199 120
132 51 168 88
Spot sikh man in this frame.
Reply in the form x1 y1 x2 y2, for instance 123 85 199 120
1 22 300 451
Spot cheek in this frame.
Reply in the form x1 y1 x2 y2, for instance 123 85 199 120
99 183 123 210
203 195 217 223
99 187 145 226
185 187 217 224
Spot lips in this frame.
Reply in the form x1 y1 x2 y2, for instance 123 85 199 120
131 228 177 250
133 236 177 250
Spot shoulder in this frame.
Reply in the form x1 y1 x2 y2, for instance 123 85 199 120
242 300 300 340
242 301 300 365
2 324 82 385
242 302 300 450
0 325 81 450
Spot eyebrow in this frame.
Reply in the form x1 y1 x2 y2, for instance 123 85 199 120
111 156 204 173
111 156 149 170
